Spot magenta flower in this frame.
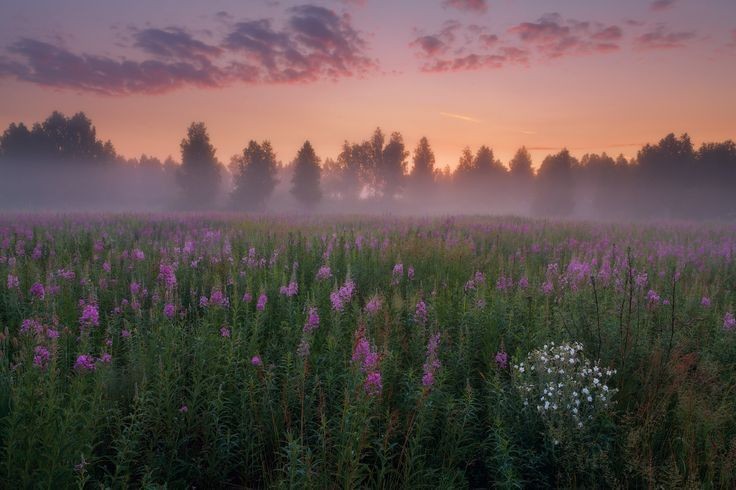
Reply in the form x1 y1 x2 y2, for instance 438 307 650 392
701 296 711 307
364 371 383 396
7 274 19 289
30 282 45 300
80 304 100 327
242 291 253 303
407 266 415 280
33 345 51 370
279 281 299 297
724 312 735 332
163 303 175 319
209 289 228 307
415 299 428 326
303 307 320 334
365 295 382 315
256 293 267 311
179 404 188 413
422 332 441 389
251 355 263 366
316 265 332 281
220 326 231 338
495 350 509 369
132 249 145 261
158 263 177 290
99 352 112 364
74 354 96 372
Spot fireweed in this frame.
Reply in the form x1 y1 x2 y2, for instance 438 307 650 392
0 215 734 488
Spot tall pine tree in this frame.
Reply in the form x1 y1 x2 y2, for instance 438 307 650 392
291 140 322 209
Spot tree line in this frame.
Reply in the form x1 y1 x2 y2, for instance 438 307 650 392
1 111 735 220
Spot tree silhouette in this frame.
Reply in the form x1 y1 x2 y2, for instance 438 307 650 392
177 122 221 209
0 111 115 163
509 147 534 180
231 140 279 211
291 140 322 209
533 149 576 217
380 131 408 199
410 136 436 188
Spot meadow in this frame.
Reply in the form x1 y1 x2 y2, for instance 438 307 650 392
0 214 734 488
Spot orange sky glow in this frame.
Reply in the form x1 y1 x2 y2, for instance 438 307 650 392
0 0 734 169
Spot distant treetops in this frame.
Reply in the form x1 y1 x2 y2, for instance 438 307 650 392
1 111 735 219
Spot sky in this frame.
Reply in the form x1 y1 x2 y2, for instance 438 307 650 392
0 0 734 169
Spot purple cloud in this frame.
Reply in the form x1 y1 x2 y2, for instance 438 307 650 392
508 13 623 58
410 13 623 73
0 38 226 95
442 0 488 14
0 4 376 94
635 24 696 49
650 0 677 12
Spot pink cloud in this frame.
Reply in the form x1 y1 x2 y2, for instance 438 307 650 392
635 24 696 50
650 0 677 12
0 4 377 94
442 0 488 14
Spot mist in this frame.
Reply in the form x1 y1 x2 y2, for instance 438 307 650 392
1 111 735 221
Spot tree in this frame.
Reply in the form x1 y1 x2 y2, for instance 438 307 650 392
177 122 221 209
0 111 115 163
533 149 576 217
509 147 534 180
636 133 695 217
231 140 279 211
291 140 322 209
410 136 436 188
379 131 408 199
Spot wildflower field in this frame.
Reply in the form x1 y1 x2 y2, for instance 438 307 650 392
1 214 735 488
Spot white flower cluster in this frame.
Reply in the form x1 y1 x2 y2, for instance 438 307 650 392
513 341 617 433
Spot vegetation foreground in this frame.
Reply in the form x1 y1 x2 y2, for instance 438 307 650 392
0 214 735 488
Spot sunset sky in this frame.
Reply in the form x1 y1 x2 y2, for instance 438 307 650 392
0 0 734 169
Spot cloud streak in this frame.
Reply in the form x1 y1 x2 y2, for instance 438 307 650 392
439 111 483 123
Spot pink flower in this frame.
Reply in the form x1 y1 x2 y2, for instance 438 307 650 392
179 404 188 413
279 281 298 297
80 304 100 327
422 333 441 389
364 371 383 396
724 312 735 332
701 296 711 307
256 293 267 311
33 345 51 369
316 265 332 281
415 300 428 326
7 274 19 289
74 354 96 372
495 350 509 369
365 295 382 315
30 282 45 300
164 303 175 319
242 291 253 303
251 355 263 366
158 263 177 290
303 307 320 334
